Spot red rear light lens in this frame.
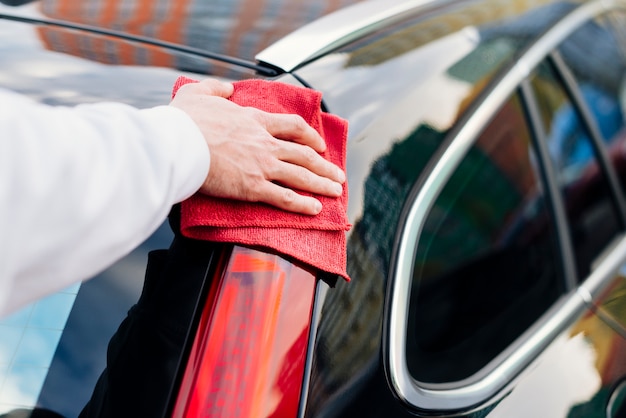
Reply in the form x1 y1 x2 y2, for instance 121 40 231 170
173 246 317 418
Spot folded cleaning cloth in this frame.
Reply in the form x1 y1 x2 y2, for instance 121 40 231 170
172 76 351 281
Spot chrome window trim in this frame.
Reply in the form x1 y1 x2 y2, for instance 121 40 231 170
519 75 578 291
579 234 626 300
255 0 448 72
387 0 623 411
607 379 626 417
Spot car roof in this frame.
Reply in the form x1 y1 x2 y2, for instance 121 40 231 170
256 0 439 72
0 0 372 76
0 0 591 77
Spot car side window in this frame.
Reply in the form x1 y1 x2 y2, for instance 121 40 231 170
406 92 565 384
529 59 622 281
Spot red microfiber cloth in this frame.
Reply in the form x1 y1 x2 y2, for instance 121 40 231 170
172 76 351 281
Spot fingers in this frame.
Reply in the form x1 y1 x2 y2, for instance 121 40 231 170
197 78 234 98
244 107 346 192
257 182 324 215
272 139 346 185
273 164 344 199
175 80 347 216
259 111 327 153
177 78 234 99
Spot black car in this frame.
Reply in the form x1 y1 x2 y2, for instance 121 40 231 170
2 0 626 417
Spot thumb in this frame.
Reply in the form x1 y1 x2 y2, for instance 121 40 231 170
195 78 234 98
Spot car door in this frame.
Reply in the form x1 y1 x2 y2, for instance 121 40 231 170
385 7 626 418
285 0 626 417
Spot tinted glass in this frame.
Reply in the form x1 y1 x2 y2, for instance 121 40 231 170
407 93 564 383
557 13 626 195
529 60 622 281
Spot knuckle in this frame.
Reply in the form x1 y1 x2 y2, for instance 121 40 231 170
302 146 318 165
264 136 281 153
280 188 298 207
246 106 266 122
245 177 265 201
257 153 275 172
299 166 317 186
289 115 307 133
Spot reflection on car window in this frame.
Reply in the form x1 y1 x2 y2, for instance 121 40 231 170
0 19 180 416
559 12 626 202
559 13 626 144
407 93 564 384
530 59 621 281
558 13 626 166
0 284 79 414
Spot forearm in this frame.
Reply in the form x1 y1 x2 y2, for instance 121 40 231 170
0 90 209 314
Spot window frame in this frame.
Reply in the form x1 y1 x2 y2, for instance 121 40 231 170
384 0 626 412
525 51 626 287
404 88 568 385
519 73 578 290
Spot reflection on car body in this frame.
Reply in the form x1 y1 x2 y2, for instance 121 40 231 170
3 0 626 417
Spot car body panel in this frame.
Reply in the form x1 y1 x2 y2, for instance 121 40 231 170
289 0 626 416
307 279 626 417
2 0 626 417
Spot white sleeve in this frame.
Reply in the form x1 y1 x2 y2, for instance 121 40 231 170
0 88 211 315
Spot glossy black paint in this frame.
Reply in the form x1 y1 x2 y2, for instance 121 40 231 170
295 0 626 416
2 0 626 417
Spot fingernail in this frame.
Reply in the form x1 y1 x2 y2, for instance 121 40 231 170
314 200 323 214
334 182 343 196
337 168 346 183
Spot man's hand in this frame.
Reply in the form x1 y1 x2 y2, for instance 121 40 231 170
170 78 346 215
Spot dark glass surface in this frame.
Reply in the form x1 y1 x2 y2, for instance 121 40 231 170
407 93 564 383
530 60 622 281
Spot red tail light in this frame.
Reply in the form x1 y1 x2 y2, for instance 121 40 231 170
172 246 317 418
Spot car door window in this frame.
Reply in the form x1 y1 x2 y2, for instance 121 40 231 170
529 59 622 281
406 92 565 384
